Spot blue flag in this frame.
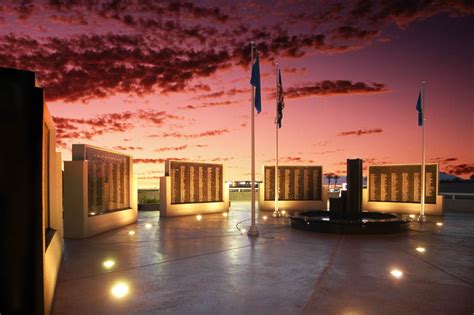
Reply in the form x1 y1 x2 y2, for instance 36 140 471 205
250 48 261 113
416 91 423 126
276 68 285 128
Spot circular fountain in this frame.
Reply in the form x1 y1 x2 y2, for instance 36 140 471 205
289 159 409 234
289 210 409 234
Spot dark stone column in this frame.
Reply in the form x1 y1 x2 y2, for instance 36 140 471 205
346 158 363 220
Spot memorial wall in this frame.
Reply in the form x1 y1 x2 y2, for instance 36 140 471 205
72 145 131 215
64 144 137 238
368 164 437 204
160 160 229 217
168 161 223 204
264 165 322 201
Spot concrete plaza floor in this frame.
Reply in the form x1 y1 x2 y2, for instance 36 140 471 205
53 202 474 314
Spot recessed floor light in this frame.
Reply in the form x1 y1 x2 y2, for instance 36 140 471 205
416 247 426 253
103 259 115 269
196 215 202 221
390 269 403 279
111 282 129 298
241 228 247 234
222 212 228 217
409 214 416 219
145 223 152 229
436 222 443 226
262 216 268 221
128 230 135 235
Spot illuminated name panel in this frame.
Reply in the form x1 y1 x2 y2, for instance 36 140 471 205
264 165 322 201
368 164 437 204
168 161 223 204
72 145 131 214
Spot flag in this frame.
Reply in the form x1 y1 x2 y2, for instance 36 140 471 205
250 47 261 113
416 91 423 126
276 68 285 128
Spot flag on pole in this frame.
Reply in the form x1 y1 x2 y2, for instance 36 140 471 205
416 91 423 126
276 68 285 128
250 48 262 113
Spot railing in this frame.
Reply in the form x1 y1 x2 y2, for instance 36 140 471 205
440 192 474 200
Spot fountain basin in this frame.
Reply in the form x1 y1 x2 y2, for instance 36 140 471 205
289 210 409 234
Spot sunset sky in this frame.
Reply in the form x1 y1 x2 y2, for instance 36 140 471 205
1 0 472 188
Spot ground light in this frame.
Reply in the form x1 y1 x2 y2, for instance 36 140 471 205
103 259 115 269
390 269 403 279
416 247 426 253
409 214 416 219
196 214 202 221
281 210 286 215
145 223 152 229
262 215 268 221
241 228 247 234
111 282 129 299
436 222 443 226
222 212 228 217
128 230 135 235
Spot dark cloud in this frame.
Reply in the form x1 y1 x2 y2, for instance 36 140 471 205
195 88 247 100
331 25 379 40
134 157 188 164
15 0 35 20
178 100 236 110
49 14 88 25
444 164 474 176
53 110 181 145
0 33 232 102
149 129 230 139
284 67 306 74
337 128 383 136
113 146 143 151
429 157 458 164
286 80 387 98
349 0 474 28
277 156 315 164
154 145 188 152
0 0 471 104
210 157 234 162
46 0 229 23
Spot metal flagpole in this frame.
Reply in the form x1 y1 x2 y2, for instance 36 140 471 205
419 80 427 222
248 42 259 236
273 62 281 218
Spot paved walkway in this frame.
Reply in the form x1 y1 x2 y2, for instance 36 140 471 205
53 202 474 314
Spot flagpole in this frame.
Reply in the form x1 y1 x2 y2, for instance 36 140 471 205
248 42 259 236
272 62 280 218
419 80 427 222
